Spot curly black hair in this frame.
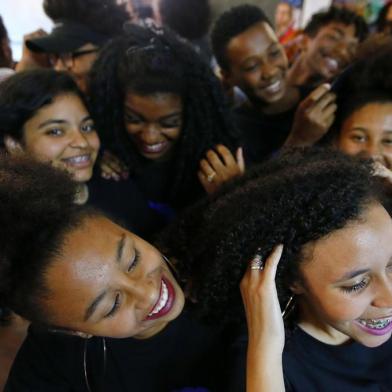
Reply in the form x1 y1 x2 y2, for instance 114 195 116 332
0 69 86 143
89 23 239 207
304 6 368 42
43 0 131 37
0 155 98 325
211 4 272 72
159 148 386 325
159 0 211 40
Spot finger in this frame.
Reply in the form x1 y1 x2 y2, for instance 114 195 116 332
236 147 245 174
100 163 120 181
197 170 211 191
310 92 336 112
301 83 331 110
206 149 226 173
321 103 337 119
215 144 237 167
199 158 216 178
263 244 284 280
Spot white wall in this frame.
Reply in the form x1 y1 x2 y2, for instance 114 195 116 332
300 0 332 28
0 0 53 61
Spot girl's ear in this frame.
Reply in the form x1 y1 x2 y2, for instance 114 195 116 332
290 280 305 295
4 135 24 155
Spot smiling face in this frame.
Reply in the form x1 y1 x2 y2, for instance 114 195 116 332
304 22 359 81
43 215 185 339
123 92 183 161
337 102 392 169
10 93 100 183
295 203 392 348
224 22 289 105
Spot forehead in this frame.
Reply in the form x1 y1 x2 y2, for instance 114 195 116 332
226 22 279 63
342 102 392 131
301 203 392 281
43 217 126 320
124 92 183 114
25 93 86 123
314 21 357 39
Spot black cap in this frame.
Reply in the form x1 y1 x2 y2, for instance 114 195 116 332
26 20 109 54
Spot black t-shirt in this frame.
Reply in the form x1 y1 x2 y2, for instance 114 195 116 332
227 327 392 391
5 308 226 392
233 88 310 166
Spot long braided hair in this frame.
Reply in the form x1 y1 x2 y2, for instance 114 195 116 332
89 23 239 207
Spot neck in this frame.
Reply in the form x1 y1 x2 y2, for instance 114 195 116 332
74 183 89 205
296 297 350 345
249 85 300 115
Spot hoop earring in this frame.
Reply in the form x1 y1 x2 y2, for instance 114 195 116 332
281 295 296 320
83 337 107 392
162 254 180 280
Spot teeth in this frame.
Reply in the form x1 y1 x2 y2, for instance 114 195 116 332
358 317 392 329
325 57 339 72
148 280 168 316
264 80 281 94
66 155 90 164
144 143 165 153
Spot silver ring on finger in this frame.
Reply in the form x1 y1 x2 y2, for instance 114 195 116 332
207 171 216 183
250 254 264 270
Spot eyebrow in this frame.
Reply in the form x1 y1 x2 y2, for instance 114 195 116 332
83 234 126 321
124 107 182 121
38 119 67 129
335 268 370 283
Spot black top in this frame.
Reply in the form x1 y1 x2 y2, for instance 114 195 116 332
5 307 226 392
233 88 310 166
87 172 166 239
227 327 392 391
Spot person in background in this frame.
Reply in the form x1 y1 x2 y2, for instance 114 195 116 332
321 43 392 183
287 6 368 89
211 5 337 165
89 24 242 216
24 0 131 93
0 69 162 238
275 1 296 45
376 1 392 34
0 15 14 82
157 0 212 64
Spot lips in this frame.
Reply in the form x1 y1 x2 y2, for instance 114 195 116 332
355 316 392 336
145 276 175 321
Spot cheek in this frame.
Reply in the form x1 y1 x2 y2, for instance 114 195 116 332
25 138 66 162
337 136 363 156
87 133 101 153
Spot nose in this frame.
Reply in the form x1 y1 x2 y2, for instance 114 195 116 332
364 141 385 165
140 124 161 144
123 273 159 312
260 62 279 81
70 129 89 149
372 279 392 309
54 58 68 72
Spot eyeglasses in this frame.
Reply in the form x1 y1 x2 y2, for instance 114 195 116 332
49 48 99 68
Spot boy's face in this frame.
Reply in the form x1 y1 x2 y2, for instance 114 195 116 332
223 22 289 104
303 22 359 81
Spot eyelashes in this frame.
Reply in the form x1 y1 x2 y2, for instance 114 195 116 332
340 278 369 294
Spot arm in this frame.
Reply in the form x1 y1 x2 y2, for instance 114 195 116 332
240 245 286 392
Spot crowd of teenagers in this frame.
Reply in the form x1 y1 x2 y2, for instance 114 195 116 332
0 0 391 391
